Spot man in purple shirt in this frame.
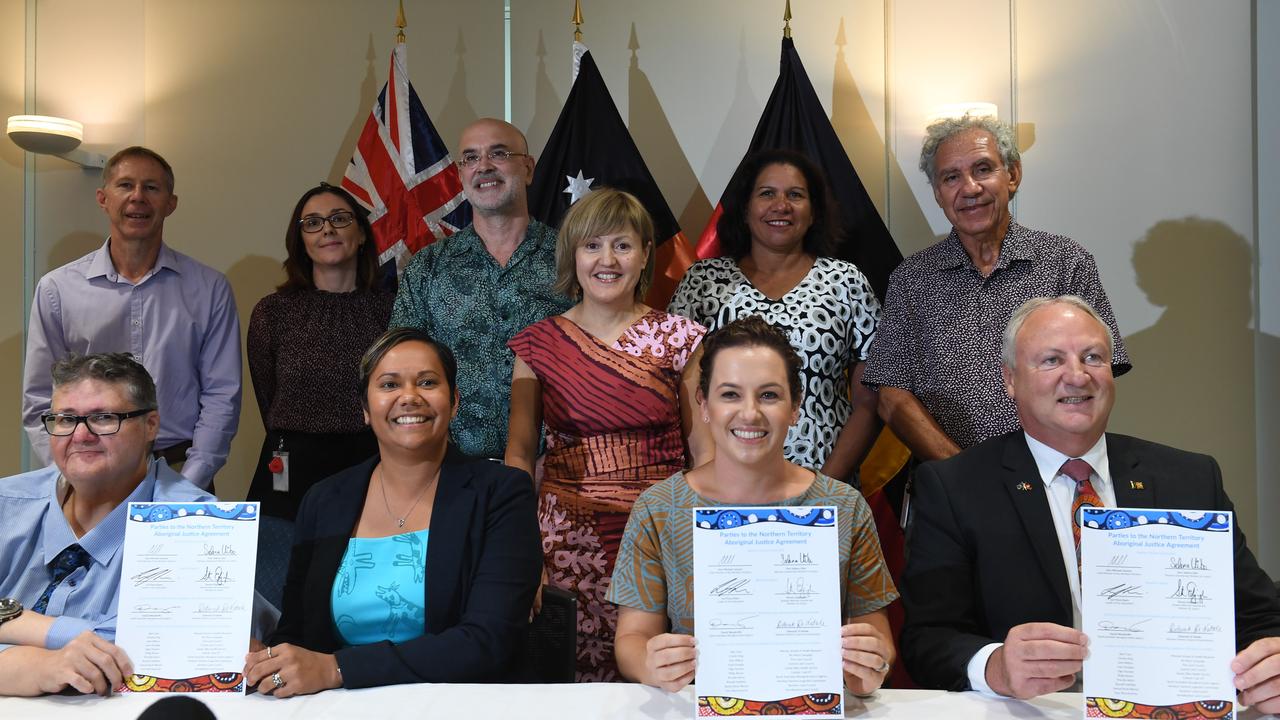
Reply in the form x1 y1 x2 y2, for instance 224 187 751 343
22 147 241 490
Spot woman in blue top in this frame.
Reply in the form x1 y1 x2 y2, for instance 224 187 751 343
243 328 541 696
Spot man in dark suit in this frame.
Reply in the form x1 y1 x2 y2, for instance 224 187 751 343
900 295 1280 712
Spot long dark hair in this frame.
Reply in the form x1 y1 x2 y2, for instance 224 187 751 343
715 148 838 260
279 183 380 292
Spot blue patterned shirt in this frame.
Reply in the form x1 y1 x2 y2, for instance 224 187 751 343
390 220 572 458
331 530 429 646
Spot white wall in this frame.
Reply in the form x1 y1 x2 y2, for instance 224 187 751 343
1 1 29 471
1255 0 1279 578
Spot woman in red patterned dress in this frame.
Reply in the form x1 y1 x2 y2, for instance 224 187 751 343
505 189 709 681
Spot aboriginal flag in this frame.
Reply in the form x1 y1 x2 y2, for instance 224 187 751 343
695 36 901 301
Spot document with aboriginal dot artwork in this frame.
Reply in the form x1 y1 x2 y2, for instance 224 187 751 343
115 502 260 694
1080 508 1236 720
692 507 843 718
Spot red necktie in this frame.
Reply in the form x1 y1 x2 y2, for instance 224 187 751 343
1063 458 1101 574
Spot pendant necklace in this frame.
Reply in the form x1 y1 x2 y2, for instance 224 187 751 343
378 466 434 528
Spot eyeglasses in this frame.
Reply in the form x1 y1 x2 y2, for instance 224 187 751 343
41 409 155 437
298 211 356 233
456 150 530 168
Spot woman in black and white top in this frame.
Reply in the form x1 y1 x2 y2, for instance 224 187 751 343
668 149 881 486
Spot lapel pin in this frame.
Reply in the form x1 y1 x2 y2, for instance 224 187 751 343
1130 481 1144 490
1015 482 1033 491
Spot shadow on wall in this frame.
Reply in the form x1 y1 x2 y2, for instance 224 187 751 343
0 331 27 476
627 23 711 242
525 30 563 157
436 28 479 149
700 27 762 213
222 253 288 503
829 17 934 257
46 231 105 275
326 35 380 184
1108 217 1259 529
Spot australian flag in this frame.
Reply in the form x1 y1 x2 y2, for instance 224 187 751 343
529 43 696 307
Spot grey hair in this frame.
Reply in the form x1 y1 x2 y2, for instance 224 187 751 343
50 352 158 410
1001 296 1113 369
919 114 1020 187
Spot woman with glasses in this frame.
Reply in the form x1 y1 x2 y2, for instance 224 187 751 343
609 317 897 696
505 189 708 681
246 183 394 520
668 150 882 488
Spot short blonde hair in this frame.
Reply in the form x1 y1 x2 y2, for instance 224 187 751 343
553 188 656 300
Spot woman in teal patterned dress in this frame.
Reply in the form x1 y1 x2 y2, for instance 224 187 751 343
608 317 898 696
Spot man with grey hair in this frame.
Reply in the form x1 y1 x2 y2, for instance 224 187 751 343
863 114 1130 463
899 297 1280 710
0 353 213 696
22 146 241 491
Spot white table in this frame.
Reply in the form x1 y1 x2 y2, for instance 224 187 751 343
0 685 1270 719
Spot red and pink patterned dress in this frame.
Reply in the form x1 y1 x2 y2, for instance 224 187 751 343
508 309 705 681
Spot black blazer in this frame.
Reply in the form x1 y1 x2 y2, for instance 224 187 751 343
900 431 1280 691
267 447 542 688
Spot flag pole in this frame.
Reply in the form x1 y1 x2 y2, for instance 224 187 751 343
572 0 584 41
783 0 792 38
396 0 407 43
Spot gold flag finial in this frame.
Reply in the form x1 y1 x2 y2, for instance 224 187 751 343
573 0 584 42
783 0 792 38
396 0 407 43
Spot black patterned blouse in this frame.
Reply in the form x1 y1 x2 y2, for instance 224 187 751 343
247 288 395 434
668 256 881 470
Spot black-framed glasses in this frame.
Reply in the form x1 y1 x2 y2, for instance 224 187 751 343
455 149 530 168
41 409 155 437
298 211 356 233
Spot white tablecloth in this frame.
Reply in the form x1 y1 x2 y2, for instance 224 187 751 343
0 685 1270 719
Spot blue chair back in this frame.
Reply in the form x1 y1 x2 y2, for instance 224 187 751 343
255 515 295 610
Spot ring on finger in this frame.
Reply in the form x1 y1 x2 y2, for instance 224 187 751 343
267 645 274 659
271 672 284 689
874 658 891 674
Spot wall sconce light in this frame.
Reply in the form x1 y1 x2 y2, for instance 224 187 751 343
926 102 999 124
6 115 105 169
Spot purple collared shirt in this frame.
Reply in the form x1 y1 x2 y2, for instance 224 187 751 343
22 239 242 489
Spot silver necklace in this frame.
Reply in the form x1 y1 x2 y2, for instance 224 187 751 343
378 467 434 528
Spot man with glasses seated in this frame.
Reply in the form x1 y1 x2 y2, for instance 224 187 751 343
22 146 241 491
0 353 212 696
391 118 571 460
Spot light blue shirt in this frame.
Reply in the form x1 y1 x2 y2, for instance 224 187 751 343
0 460 212 653
22 238 242 489
331 530 429 646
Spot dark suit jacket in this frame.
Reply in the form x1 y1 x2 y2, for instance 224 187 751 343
900 431 1280 691
267 447 541 688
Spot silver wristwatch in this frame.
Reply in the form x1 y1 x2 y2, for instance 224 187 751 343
0 598 22 626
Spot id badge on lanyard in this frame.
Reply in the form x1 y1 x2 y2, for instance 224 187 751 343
268 436 289 492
